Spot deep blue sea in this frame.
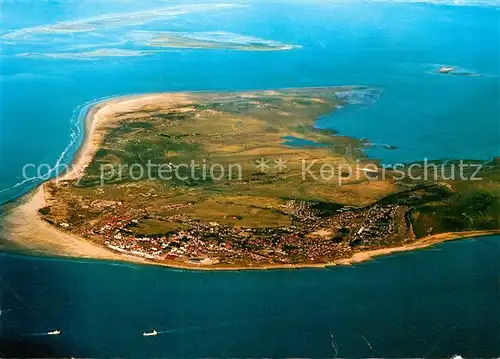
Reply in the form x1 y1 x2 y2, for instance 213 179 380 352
0 1 499 357
1 236 499 357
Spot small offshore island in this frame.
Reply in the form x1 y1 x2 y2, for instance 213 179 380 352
2 87 499 269
129 31 300 51
17 31 299 60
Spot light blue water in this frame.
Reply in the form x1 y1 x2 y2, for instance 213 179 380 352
0 2 499 204
1 2 499 357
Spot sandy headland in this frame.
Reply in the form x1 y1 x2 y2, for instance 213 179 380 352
1 93 192 264
1 91 499 271
2 93 191 262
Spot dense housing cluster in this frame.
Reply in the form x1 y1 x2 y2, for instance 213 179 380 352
56 200 414 266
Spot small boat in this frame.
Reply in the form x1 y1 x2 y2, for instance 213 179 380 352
47 330 61 335
143 330 158 337
439 66 455 74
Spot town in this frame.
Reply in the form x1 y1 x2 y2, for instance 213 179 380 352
59 199 414 267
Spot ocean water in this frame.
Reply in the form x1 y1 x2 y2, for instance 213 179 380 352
1 236 499 357
1 2 499 357
0 2 499 204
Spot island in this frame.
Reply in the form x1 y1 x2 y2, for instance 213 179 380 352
17 49 167 60
2 87 499 270
128 30 300 51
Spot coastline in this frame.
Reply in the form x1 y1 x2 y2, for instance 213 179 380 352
1 92 498 271
1 93 191 263
2 187 498 271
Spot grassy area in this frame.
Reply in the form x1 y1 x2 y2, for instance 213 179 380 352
41 88 499 246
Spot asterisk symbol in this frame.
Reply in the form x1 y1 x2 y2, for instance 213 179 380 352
255 158 270 172
274 157 288 172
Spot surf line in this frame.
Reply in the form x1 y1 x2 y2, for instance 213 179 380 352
0 93 128 202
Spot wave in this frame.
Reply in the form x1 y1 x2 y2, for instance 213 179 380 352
0 94 125 205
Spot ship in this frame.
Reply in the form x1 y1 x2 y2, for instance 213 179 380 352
143 330 158 337
47 330 61 335
438 66 455 74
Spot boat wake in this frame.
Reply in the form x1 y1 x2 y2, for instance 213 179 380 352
145 317 270 337
25 329 61 337
154 318 263 336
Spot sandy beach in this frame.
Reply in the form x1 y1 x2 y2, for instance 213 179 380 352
1 93 189 263
59 92 190 182
1 93 499 271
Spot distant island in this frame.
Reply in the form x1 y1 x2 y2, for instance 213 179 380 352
129 30 300 51
17 48 167 60
2 88 499 270
16 31 300 60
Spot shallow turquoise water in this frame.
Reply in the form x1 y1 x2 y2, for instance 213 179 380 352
0 2 499 204
0 2 499 357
